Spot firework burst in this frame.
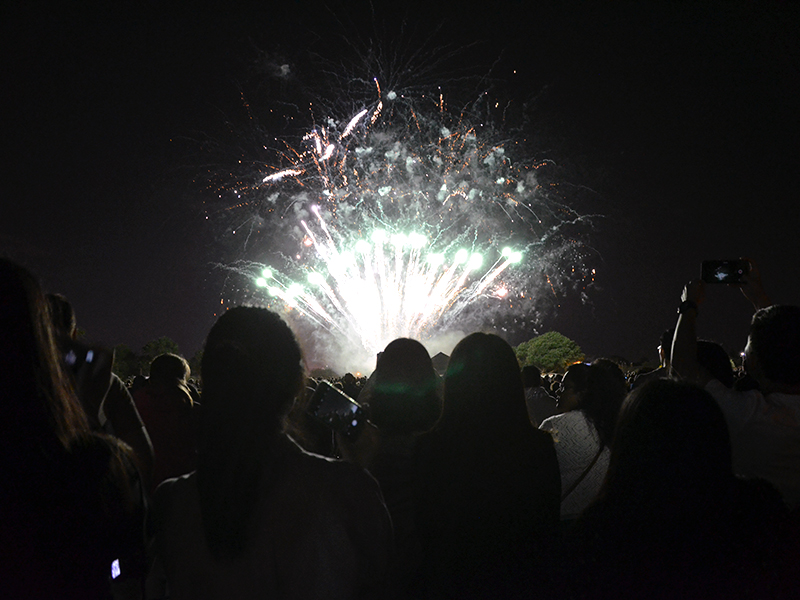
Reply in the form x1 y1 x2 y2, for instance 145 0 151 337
212 78 595 370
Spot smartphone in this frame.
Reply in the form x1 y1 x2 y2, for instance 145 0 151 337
701 260 750 284
110 558 121 580
307 381 364 439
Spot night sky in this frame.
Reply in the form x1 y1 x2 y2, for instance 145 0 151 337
3 1 798 369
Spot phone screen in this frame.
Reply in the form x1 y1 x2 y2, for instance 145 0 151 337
701 260 749 284
308 382 364 439
111 559 121 580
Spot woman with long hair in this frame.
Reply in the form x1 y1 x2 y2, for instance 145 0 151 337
566 379 787 599
539 360 626 519
415 332 561 598
152 306 391 599
0 258 144 599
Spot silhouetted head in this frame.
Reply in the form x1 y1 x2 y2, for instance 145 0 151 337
696 340 735 388
602 378 732 507
150 353 190 384
521 364 542 388
440 332 528 433
365 338 441 436
746 305 800 386
201 306 304 436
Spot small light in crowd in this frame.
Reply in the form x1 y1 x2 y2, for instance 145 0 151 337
111 559 121 579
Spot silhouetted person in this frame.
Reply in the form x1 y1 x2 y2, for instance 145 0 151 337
522 364 558 427
415 332 560 599
46 292 154 486
540 361 625 520
133 353 198 494
0 259 145 599
150 307 391 599
672 260 800 508
566 379 786 600
340 338 442 597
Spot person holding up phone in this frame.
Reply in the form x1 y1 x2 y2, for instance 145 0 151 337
335 338 442 597
671 259 800 509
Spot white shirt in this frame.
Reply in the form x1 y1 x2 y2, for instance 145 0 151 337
706 379 800 508
540 410 609 519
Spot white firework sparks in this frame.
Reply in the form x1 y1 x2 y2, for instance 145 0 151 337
219 80 594 369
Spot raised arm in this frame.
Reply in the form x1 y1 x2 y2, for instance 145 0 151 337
669 279 709 385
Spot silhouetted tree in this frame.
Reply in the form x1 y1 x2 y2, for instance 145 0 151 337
112 343 141 381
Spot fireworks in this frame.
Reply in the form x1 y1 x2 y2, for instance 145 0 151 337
217 79 594 371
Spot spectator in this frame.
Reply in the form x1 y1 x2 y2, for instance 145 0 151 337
341 371 362 400
150 307 392 598
133 353 198 494
340 338 442 596
630 327 673 389
566 379 787 599
415 332 560 598
522 364 558 427
540 361 625 520
46 292 154 486
671 260 800 508
0 259 145 599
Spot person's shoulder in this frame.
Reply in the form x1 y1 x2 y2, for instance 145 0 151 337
285 437 380 488
153 471 197 519
704 379 765 428
705 379 764 404
156 470 197 493
540 410 581 429
539 413 561 430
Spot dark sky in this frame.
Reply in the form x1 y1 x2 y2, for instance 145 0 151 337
3 0 798 367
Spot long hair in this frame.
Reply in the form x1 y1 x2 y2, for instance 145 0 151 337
437 332 531 441
0 259 88 460
197 307 304 560
599 379 732 512
564 361 625 449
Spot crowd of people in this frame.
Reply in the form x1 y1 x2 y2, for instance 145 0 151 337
2 255 799 599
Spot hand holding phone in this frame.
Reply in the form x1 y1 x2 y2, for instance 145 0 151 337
307 381 364 440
